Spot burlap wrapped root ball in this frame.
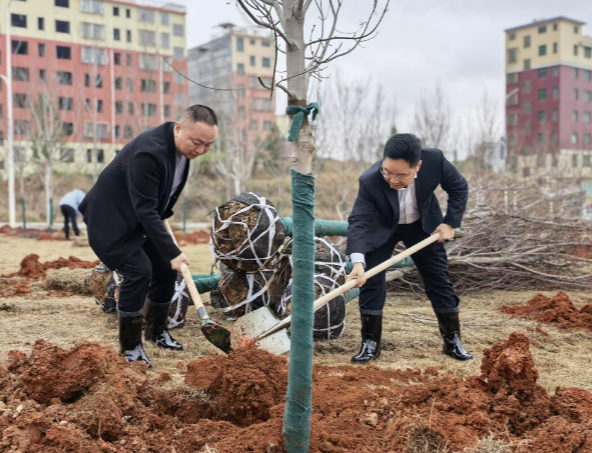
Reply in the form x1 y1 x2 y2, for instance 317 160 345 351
87 263 121 313
167 272 192 330
211 192 285 272
281 274 347 340
210 265 281 320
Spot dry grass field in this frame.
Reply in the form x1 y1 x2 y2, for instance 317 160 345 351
1 234 591 396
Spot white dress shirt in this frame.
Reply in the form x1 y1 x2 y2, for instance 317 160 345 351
351 175 419 267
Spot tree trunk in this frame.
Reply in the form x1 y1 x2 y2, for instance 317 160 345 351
45 163 52 225
234 178 241 196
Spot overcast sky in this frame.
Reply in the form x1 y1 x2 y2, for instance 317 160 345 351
172 0 592 135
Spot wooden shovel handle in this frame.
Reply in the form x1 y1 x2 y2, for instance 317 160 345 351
257 232 441 340
164 220 210 320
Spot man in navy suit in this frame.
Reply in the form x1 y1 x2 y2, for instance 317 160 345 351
346 133 472 364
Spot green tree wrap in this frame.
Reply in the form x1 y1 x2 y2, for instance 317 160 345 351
191 274 220 294
286 103 319 142
281 217 348 237
283 169 316 452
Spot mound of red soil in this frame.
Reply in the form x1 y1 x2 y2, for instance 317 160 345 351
4 254 99 280
174 230 210 246
501 292 592 333
2 334 592 452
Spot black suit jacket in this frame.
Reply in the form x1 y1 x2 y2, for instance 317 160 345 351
346 148 468 256
79 122 189 270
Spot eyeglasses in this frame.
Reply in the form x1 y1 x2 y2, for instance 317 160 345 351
380 167 413 182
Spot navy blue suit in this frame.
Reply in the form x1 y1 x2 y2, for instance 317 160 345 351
346 149 468 315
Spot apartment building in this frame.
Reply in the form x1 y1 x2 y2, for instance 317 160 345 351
188 24 276 149
0 0 188 175
505 17 592 177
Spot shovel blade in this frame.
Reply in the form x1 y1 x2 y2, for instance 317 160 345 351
202 322 233 354
230 305 291 355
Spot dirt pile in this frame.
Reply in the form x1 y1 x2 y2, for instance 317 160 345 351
174 229 210 246
1 334 592 452
0 226 66 240
500 292 592 333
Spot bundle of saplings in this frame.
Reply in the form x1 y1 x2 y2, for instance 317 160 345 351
87 263 191 327
281 274 347 340
211 192 285 272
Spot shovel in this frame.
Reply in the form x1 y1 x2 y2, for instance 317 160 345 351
231 232 441 354
164 220 232 354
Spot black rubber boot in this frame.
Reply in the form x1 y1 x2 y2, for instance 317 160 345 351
435 312 473 361
144 300 183 351
119 313 152 368
352 314 382 364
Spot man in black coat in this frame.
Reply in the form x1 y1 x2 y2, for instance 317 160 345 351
80 105 217 367
346 133 472 364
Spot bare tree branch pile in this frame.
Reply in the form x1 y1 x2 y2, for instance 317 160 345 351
388 181 592 294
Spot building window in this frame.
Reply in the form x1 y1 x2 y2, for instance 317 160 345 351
524 59 531 70
115 101 123 114
506 113 517 126
586 48 592 59
38 17 44 30
552 66 559 77
114 77 122 89
126 30 132 42
262 40 270 47
57 71 72 85
506 73 518 84
522 80 531 93
128 102 134 114
574 68 579 79
58 97 73 111
585 90 591 102
56 46 71 59
127 78 133 92
141 79 156 92
237 85 245 98
139 29 156 46
552 109 558 121
163 81 170 94
552 132 558 145
524 123 531 135
56 0 69 6
12 67 29 82
97 99 103 113
142 103 157 116
60 148 74 162
12 40 28 55
14 94 30 109
161 12 169 25
126 54 132 67
126 9 131 18
552 87 558 99
114 52 121 65
250 55 256 66
508 135 516 147
538 45 546 56
573 111 579 122
114 125 120 138
173 24 184 37
250 120 257 130
113 6 119 16
585 70 592 80
11 14 26 28
553 42 557 53
264 121 272 131
584 112 591 123
237 37 244 52
538 25 546 34
124 125 133 138
575 26 579 33
553 23 558 31
573 154 578 167
238 106 245 119
85 99 91 111
237 63 245 76
537 68 547 78
585 135 592 146
139 8 155 22
81 0 104 14
524 35 531 48
39 69 46 81
572 133 578 144
161 33 170 49
81 47 107 64
14 121 30 135
538 89 547 100
173 47 184 60
507 48 517 64
113 28 120 41
55 20 70 33
538 111 547 122
574 89 579 100
139 53 158 70
164 105 171 117
97 149 104 163
574 45 578 56
85 74 102 88
509 32 516 40
262 57 271 68
523 101 531 114
86 149 92 163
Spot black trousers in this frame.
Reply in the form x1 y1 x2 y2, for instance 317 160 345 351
117 239 178 315
359 220 459 315
60 205 80 239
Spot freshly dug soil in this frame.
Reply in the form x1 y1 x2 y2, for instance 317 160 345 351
500 292 592 333
3 254 100 280
174 230 210 246
2 333 592 452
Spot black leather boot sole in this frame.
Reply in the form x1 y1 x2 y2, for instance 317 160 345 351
144 300 183 351
119 314 152 368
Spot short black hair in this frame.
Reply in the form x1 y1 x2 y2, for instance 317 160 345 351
383 133 422 166
181 104 218 127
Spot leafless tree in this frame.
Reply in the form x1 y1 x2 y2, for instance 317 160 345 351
412 82 452 152
469 91 503 173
